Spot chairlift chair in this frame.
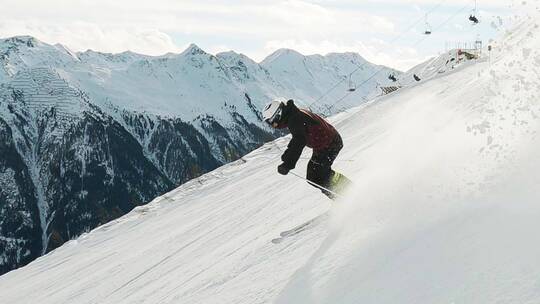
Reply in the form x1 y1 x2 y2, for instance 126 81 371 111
347 74 356 92
424 14 432 35
469 0 479 24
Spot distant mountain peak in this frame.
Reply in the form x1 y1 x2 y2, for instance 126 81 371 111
326 51 364 59
53 43 80 61
216 51 257 66
216 50 239 57
181 43 207 56
273 48 304 56
1 35 41 48
261 48 305 65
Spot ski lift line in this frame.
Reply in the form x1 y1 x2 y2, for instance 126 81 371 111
327 2 473 112
307 0 450 110
411 3 473 50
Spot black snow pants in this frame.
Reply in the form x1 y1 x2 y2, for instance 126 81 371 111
306 135 343 198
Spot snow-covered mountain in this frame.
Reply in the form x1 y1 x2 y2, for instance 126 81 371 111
1 10 539 304
0 36 397 274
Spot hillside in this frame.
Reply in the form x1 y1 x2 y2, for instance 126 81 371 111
0 36 396 274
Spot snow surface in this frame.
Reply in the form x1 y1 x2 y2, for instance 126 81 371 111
0 35 395 261
2 12 540 304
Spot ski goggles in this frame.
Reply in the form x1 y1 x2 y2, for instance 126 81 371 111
265 107 283 126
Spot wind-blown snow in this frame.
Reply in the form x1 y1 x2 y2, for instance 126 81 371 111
1 11 540 304
276 15 540 303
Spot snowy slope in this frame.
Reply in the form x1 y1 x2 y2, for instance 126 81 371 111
0 35 398 274
398 48 480 87
278 15 540 303
1 13 540 304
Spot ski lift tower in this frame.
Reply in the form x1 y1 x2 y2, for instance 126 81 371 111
474 35 483 57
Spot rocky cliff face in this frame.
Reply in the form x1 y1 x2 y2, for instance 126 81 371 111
0 36 397 274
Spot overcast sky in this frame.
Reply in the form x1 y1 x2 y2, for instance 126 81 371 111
0 0 520 71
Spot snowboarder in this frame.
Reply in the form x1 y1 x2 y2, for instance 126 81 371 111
262 99 350 199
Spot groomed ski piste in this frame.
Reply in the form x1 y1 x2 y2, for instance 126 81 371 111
2 12 540 304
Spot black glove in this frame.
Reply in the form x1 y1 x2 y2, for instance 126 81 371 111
277 163 290 175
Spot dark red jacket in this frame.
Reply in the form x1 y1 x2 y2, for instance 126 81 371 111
277 100 339 169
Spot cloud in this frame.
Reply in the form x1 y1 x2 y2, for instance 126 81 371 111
0 20 183 55
0 0 511 70
342 0 510 7
263 38 425 71
1 0 396 41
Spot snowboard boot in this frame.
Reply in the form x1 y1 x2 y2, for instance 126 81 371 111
323 171 352 200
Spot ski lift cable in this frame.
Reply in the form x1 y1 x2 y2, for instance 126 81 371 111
327 2 473 112
309 0 448 109
306 0 450 110
330 2 472 111
469 0 480 24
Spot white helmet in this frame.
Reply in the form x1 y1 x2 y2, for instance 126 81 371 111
262 100 285 125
